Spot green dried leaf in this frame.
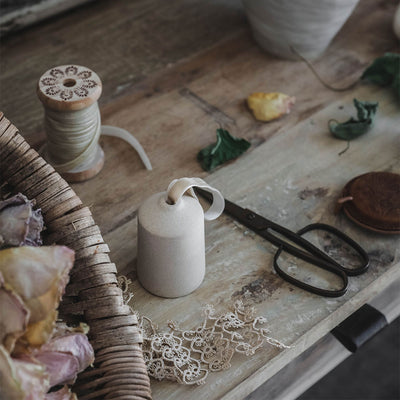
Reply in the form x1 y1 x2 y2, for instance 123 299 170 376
197 128 251 171
329 99 378 141
361 53 400 99
392 72 400 100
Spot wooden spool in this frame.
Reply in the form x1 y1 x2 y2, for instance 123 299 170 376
37 65 105 182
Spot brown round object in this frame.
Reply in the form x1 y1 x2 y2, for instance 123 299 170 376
37 65 102 111
341 172 400 234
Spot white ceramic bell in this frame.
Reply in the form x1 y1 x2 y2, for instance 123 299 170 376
137 177 224 298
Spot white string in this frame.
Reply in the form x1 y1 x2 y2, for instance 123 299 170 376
43 102 152 173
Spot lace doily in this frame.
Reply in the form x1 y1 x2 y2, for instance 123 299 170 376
117 275 290 385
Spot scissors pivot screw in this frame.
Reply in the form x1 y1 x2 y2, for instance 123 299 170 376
247 212 256 220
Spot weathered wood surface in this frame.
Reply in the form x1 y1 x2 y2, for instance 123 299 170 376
0 0 245 142
108 85 400 400
247 278 400 400
0 0 94 36
0 0 399 399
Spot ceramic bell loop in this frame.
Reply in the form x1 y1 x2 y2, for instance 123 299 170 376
167 177 225 221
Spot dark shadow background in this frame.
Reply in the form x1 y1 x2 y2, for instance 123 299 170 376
299 317 400 400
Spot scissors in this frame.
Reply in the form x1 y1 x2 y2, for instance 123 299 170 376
196 188 370 297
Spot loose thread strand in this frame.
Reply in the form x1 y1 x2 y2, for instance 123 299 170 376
290 46 360 92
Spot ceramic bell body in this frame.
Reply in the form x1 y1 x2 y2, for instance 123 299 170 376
136 177 224 298
137 192 205 298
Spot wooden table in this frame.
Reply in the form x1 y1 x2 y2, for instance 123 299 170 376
1 1 399 399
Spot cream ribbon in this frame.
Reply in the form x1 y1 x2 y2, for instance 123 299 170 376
167 177 224 221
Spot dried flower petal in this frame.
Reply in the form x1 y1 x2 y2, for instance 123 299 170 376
0 345 50 400
0 193 43 249
34 351 80 387
0 246 74 350
247 92 296 122
0 272 30 353
34 325 94 386
0 345 24 400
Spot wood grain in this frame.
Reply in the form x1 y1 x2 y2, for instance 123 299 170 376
0 0 244 144
73 0 397 235
1 0 399 399
0 0 94 35
247 278 400 400
105 85 400 400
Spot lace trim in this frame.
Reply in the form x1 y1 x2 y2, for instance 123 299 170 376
118 275 290 385
117 275 134 304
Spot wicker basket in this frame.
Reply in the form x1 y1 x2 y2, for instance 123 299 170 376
0 112 152 400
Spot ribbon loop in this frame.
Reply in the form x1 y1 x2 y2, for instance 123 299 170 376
167 177 224 221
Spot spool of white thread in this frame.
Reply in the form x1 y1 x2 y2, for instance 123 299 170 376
37 64 152 182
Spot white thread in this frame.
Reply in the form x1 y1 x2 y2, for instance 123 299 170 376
43 101 152 173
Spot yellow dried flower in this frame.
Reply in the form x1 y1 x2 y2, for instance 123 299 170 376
0 246 74 351
247 92 296 122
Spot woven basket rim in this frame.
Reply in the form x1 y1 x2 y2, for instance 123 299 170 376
0 112 152 400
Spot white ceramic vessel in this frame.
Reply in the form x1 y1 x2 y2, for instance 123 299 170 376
242 0 360 60
137 178 224 298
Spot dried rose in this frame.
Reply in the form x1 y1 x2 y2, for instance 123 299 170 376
0 246 74 351
0 272 30 353
33 323 94 386
0 193 44 249
0 345 50 400
247 92 296 122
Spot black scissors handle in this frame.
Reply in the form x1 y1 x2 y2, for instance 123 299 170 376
195 187 370 297
251 219 370 297
238 210 369 274
272 222 370 297
296 223 370 276
274 246 348 297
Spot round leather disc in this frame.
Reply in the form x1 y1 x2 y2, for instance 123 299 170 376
340 172 400 234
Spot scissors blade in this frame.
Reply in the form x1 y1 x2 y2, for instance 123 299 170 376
195 187 323 257
195 187 271 230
